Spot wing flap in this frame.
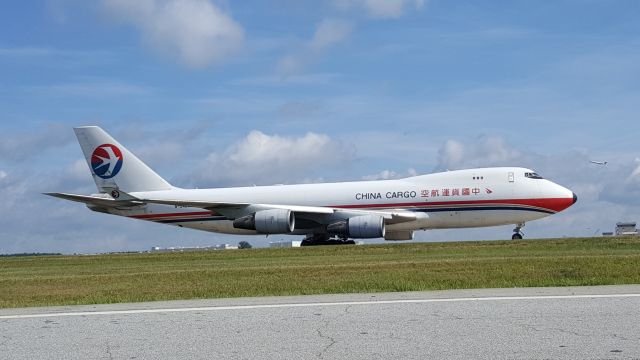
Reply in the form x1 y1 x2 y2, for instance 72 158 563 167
384 212 419 224
140 198 248 209
256 204 335 214
141 198 335 214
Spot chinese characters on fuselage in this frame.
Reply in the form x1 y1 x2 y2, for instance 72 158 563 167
355 188 491 201
420 187 482 198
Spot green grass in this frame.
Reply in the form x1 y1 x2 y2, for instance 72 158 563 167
1 237 640 308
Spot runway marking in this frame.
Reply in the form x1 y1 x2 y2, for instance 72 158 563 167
2 293 639 320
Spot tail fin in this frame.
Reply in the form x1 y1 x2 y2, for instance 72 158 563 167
74 126 173 193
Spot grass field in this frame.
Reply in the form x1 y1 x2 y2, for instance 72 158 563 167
1 237 640 308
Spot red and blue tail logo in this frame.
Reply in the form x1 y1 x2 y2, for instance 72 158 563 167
91 144 123 179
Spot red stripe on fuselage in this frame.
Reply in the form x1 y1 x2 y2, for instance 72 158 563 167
126 197 573 221
331 197 574 213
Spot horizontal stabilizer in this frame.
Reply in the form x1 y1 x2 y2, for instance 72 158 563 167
44 192 143 208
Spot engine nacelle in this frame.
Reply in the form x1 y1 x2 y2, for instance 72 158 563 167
327 215 385 239
233 209 295 234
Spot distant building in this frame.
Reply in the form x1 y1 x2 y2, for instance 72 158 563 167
615 222 638 236
602 232 614 237
268 240 364 247
215 244 238 250
150 244 237 252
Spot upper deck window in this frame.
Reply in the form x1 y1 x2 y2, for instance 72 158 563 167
525 172 543 179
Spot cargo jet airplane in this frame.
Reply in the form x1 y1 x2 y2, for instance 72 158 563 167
46 127 577 245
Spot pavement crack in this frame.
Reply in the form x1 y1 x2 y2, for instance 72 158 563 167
316 327 337 359
517 322 586 338
549 327 584 337
515 322 543 333
106 340 114 360
612 333 631 341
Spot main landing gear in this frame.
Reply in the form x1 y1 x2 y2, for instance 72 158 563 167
512 223 525 240
301 233 356 246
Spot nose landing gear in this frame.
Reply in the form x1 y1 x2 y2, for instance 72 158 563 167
512 223 525 240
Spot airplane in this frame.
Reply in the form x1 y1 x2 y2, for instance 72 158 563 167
589 160 608 166
46 126 577 245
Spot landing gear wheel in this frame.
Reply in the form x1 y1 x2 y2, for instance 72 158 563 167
301 234 356 246
511 222 525 240
301 239 356 246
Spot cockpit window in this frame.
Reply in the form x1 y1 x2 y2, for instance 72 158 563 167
525 172 544 179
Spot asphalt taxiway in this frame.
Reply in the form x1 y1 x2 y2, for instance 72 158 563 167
1 285 639 359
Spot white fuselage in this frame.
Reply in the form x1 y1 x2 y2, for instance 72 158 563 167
103 167 575 237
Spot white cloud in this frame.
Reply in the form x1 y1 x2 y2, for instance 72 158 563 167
0 156 222 254
190 130 354 186
275 0 423 75
332 0 425 19
436 136 521 171
599 160 640 206
362 168 417 181
278 18 353 75
103 0 244 68
0 170 7 181
311 18 354 51
628 160 640 183
0 124 72 162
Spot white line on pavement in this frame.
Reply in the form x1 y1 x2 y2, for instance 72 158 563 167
2 293 639 320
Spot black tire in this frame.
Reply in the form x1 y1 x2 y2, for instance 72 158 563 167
512 233 523 240
301 238 356 246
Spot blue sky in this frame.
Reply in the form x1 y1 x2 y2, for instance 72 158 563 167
1 0 639 253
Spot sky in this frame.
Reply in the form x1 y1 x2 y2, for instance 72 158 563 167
1 0 639 254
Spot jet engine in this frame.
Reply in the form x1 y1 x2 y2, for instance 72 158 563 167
326 215 385 239
233 209 295 234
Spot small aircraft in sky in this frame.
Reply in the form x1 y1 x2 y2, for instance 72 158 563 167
47 126 577 244
589 160 608 166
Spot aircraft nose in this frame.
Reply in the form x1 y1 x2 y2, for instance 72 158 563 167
572 192 578 204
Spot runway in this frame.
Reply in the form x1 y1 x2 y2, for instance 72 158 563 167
2 285 639 359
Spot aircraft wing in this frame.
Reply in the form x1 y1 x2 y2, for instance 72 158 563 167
47 191 421 225
140 198 418 224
